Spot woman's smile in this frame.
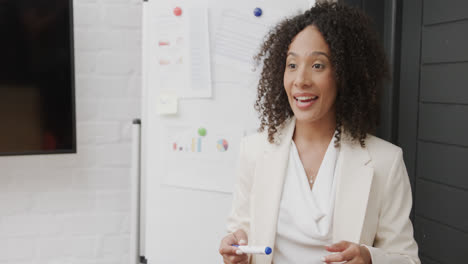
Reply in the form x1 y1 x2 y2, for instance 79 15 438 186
293 93 319 110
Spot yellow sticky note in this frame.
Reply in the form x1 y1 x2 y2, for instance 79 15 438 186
156 93 178 115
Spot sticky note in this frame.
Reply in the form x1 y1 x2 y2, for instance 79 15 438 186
156 93 178 115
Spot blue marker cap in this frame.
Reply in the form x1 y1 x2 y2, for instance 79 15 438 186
254 7 262 17
265 247 272 255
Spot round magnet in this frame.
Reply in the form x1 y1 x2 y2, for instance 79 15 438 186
253 7 262 17
198 127 207 137
173 7 182 16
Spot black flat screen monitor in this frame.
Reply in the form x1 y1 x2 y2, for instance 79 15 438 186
0 0 76 155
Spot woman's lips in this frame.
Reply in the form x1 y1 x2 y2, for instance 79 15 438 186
294 95 319 109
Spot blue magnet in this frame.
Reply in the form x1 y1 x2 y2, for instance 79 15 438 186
253 7 262 17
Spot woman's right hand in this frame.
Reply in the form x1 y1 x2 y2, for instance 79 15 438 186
219 229 249 264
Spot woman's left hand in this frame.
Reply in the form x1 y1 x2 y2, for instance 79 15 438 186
322 240 372 263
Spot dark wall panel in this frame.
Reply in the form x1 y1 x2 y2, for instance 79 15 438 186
341 0 363 8
420 63 468 104
362 0 384 41
401 0 468 262
418 141 468 190
415 179 468 232
419 103 468 146
415 217 468 263
420 256 441 264
421 20 468 63
423 0 468 25
399 0 423 201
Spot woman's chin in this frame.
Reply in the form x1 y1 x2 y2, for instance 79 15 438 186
293 112 319 124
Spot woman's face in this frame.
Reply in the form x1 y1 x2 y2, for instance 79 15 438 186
283 25 337 125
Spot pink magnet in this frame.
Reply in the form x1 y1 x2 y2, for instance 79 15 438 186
173 7 182 16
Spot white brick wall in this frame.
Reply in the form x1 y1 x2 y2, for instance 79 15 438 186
0 0 141 263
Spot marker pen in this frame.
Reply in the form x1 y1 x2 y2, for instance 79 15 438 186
232 245 272 255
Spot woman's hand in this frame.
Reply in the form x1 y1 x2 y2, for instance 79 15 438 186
219 229 249 264
323 240 372 264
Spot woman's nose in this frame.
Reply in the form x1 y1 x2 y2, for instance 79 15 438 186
294 67 313 88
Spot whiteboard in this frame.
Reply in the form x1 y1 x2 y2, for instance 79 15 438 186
141 0 311 263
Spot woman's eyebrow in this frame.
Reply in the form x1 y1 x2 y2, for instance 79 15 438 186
286 51 330 58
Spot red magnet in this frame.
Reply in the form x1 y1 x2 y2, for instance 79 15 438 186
173 7 182 16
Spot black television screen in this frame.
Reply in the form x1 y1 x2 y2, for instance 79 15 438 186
0 0 75 155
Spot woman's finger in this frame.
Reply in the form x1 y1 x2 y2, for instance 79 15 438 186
219 244 240 255
219 233 240 255
324 243 362 263
323 243 361 263
325 240 350 252
340 260 359 264
323 252 348 263
233 229 248 245
224 254 248 264
339 244 361 260
237 259 249 264
222 233 238 245
219 230 249 263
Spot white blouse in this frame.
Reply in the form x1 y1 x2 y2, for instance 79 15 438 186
273 137 340 264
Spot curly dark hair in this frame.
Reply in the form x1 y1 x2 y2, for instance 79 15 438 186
254 2 389 147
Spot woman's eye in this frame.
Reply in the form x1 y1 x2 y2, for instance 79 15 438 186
287 63 296 69
313 63 324 69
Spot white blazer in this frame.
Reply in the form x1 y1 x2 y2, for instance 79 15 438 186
227 117 420 264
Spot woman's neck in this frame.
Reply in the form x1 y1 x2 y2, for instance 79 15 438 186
293 115 336 147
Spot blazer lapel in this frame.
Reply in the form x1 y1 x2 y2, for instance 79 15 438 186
332 136 374 243
253 118 295 263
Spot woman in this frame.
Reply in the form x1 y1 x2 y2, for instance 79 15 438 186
219 3 420 264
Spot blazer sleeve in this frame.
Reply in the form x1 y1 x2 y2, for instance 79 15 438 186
365 149 421 264
226 137 255 236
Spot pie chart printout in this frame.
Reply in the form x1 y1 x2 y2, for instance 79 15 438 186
217 139 229 152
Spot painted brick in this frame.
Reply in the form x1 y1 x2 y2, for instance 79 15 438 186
74 4 101 27
74 30 105 52
98 99 140 121
96 52 139 75
127 75 142 99
38 237 97 259
0 155 42 170
102 4 141 28
75 51 98 74
75 99 100 122
95 144 132 167
61 213 124 236
75 75 129 99
7 169 76 193
37 214 64 236
0 193 34 216
73 168 130 191
96 191 131 212
77 122 121 145
97 235 130 257
0 215 40 237
32 191 95 213
87 29 141 52
0 238 36 261
120 214 131 233
119 121 133 142
38 146 98 169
